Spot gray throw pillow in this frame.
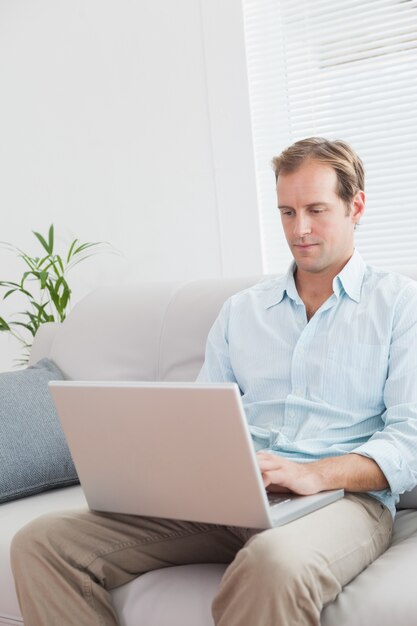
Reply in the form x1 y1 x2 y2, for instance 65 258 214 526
0 358 79 503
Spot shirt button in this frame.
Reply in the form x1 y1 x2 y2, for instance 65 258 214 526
289 411 295 418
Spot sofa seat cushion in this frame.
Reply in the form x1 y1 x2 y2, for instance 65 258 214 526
112 563 226 626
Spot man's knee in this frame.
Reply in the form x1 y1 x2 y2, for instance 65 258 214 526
213 529 324 626
11 513 68 573
240 528 314 584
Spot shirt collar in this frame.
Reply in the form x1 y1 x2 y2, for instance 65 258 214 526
263 262 300 309
332 249 366 303
263 249 366 309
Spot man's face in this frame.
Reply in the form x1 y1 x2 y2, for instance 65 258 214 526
277 160 364 276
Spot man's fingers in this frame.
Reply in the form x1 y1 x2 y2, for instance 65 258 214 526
256 451 276 460
261 473 271 488
257 457 284 471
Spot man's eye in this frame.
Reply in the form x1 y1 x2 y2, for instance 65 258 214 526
311 209 323 214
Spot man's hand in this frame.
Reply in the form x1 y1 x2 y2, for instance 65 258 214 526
256 451 389 494
257 452 323 495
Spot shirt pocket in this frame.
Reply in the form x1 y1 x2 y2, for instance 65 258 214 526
322 343 389 411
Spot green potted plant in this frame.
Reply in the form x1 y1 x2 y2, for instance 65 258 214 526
0 224 110 365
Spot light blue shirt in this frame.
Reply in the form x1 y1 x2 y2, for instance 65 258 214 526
197 251 417 517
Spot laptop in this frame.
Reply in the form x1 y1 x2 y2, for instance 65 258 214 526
49 381 344 529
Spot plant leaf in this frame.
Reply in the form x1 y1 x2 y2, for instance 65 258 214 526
49 275 71 320
39 270 49 290
67 252 104 271
45 256 62 278
18 287 34 299
41 257 58 276
10 321 37 336
37 254 52 269
14 357 30 366
0 280 20 288
0 242 19 253
55 255 65 274
22 270 40 284
48 224 54 254
31 301 55 323
0 280 33 300
73 241 102 256
18 253 38 271
0 316 10 331
3 288 18 300
33 229 52 254
47 282 60 311
16 311 41 335
21 271 34 282
31 301 47 314
59 285 71 315
66 238 79 263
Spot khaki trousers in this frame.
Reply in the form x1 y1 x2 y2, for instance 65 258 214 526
11 493 392 626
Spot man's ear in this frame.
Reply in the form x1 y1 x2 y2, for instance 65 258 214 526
351 190 365 225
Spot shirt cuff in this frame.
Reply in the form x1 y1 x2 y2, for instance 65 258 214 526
353 439 417 495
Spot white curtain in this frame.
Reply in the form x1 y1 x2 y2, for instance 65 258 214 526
243 0 417 273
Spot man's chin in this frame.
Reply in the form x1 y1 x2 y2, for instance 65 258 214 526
294 258 326 274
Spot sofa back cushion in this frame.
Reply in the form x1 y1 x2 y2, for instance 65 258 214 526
41 277 263 382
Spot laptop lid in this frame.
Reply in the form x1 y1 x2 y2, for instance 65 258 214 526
49 381 343 529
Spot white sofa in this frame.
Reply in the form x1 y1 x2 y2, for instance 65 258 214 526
2 273 417 626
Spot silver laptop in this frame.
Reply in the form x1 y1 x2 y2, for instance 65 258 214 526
49 381 344 529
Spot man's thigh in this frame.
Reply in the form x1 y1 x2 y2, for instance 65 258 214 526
13 508 247 587
232 493 392 599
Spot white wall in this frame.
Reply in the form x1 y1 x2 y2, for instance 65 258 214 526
0 0 262 371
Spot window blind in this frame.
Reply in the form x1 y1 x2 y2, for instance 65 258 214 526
243 0 417 273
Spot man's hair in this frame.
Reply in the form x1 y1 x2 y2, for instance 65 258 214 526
271 137 365 209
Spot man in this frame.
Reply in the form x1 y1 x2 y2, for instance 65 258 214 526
11 138 417 625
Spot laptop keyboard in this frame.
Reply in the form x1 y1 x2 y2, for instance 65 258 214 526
267 493 293 506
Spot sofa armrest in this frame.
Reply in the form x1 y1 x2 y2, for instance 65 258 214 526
397 485 417 510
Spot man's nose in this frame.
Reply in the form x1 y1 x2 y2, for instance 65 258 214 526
293 214 312 237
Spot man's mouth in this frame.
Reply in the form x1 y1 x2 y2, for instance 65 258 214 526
293 243 318 249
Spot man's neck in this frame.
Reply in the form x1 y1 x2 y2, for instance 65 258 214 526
295 268 334 303
294 255 352 319
295 281 332 321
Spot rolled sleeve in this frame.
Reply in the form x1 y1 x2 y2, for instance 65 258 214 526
354 427 417 494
